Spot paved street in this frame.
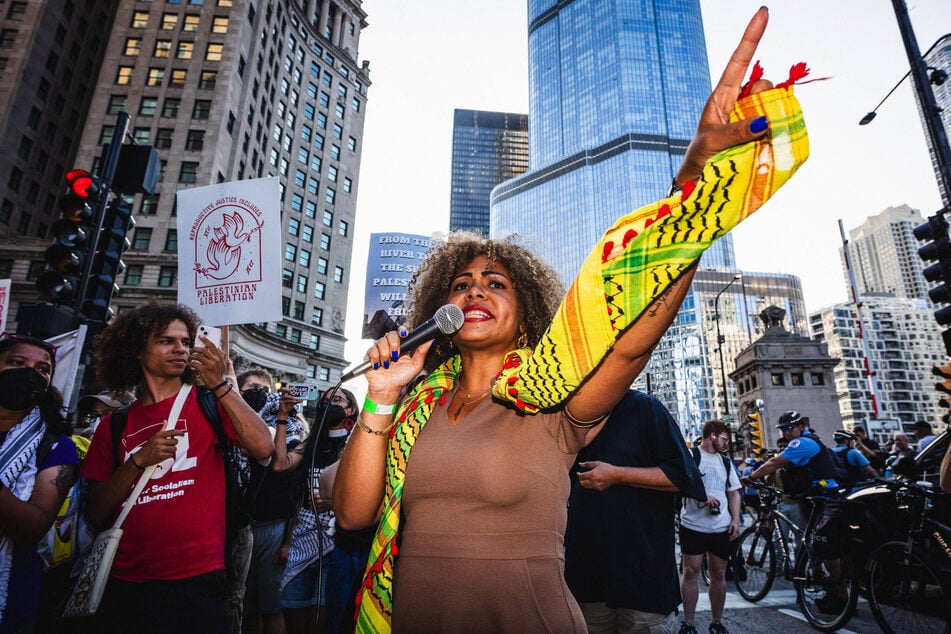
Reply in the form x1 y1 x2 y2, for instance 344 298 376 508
689 576 886 633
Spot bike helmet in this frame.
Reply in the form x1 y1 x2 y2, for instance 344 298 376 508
833 429 857 443
776 410 804 429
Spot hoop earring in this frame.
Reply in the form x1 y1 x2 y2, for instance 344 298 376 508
517 331 528 348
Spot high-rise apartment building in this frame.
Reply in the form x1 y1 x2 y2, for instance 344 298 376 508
809 296 945 433
841 204 928 300
490 0 733 283
640 269 808 438
449 109 528 236
0 0 370 389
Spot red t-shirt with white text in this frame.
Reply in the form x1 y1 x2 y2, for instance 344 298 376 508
82 387 238 582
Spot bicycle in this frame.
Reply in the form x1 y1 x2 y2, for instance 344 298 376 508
736 481 861 632
732 481 804 601
865 478 950 633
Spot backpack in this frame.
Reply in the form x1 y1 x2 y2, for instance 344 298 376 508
831 445 866 485
109 384 253 560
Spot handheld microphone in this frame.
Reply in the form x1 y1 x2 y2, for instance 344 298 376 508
340 304 464 382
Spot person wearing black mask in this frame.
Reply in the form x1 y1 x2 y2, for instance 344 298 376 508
272 388 357 634
0 333 78 630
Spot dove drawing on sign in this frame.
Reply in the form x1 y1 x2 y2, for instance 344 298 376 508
203 212 250 280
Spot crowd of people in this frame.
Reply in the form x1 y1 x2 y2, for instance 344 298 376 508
2 7 951 634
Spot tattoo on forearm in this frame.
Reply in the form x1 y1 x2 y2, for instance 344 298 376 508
50 464 78 500
647 275 683 318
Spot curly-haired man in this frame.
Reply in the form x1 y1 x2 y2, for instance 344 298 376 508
82 302 274 632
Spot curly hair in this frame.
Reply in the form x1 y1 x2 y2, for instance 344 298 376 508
406 232 565 373
702 419 729 439
94 302 200 392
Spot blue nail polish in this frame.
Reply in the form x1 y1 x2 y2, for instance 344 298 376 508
392 350 399 361
399 326 408 338
373 362 379 370
383 361 389 369
749 116 768 134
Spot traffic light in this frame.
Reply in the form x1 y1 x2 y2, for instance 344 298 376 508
80 196 134 323
934 363 951 408
36 170 102 304
747 412 764 452
914 213 951 327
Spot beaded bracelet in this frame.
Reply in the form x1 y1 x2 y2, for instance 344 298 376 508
363 396 396 416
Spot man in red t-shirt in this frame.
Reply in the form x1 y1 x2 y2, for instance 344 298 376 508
82 303 274 633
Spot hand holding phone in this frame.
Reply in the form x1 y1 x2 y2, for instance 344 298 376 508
284 382 320 400
196 324 223 348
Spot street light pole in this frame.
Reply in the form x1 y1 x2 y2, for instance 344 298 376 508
715 273 742 462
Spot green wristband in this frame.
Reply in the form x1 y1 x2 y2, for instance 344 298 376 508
363 396 396 416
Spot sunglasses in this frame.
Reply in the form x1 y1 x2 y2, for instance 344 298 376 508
0 332 58 359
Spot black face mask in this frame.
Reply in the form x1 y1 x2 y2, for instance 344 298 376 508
320 404 348 429
0 367 49 411
242 387 269 412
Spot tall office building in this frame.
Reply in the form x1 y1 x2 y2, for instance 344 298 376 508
0 0 371 390
449 109 528 236
810 296 945 436
490 0 733 283
841 204 928 300
923 33 951 207
640 269 808 439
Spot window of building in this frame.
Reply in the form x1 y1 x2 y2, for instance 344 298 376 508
284 243 297 261
288 217 300 236
124 37 142 56
179 162 199 183
199 70 217 89
320 233 330 250
164 229 178 252
152 39 171 58
193 100 211 119
206 42 223 61
352 98 360 113
290 328 302 344
309 334 319 350
330 144 340 160
770 373 784 386
170 69 187 87
325 188 335 205
282 269 293 288
296 274 308 294
161 13 178 30
313 281 325 300
158 266 177 287
299 249 310 267
810 373 825 386
275 325 287 338
334 266 344 283
141 195 159 215
310 155 321 173
347 136 357 152
155 128 173 149
147 67 164 86
338 220 349 237
282 295 290 317
322 210 333 227
139 97 157 116
185 129 204 151
183 15 200 31
311 307 322 325
302 225 313 243
316 256 328 275
132 127 150 145
334 104 345 120
132 227 153 250
343 177 352 193
307 178 318 195
176 41 194 59
305 201 316 218
316 112 327 129
162 98 181 117
293 300 305 320
131 11 149 28
319 92 330 108
211 16 228 33
791 372 804 386
303 103 314 120
116 66 133 85
109 95 128 113
327 165 337 182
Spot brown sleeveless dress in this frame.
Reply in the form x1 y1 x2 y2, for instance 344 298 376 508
391 396 597 633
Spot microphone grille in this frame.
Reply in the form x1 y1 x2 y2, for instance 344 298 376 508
434 304 465 335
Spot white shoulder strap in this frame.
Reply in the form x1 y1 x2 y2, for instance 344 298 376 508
112 384 191 528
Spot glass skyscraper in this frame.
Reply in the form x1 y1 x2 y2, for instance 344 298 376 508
491 0 734 281
449 109 528 235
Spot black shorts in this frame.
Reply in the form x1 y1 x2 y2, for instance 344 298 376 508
679 525 733 561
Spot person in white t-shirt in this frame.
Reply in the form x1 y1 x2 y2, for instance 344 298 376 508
678 420 741 634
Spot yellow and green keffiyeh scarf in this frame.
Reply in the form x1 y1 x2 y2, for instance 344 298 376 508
355 83 809 633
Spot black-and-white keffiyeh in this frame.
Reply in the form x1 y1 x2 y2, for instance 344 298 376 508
0 407 45 622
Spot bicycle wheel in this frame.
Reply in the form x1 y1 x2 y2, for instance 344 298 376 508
866 542 948 633
734 525 775 602
794 545 858 632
